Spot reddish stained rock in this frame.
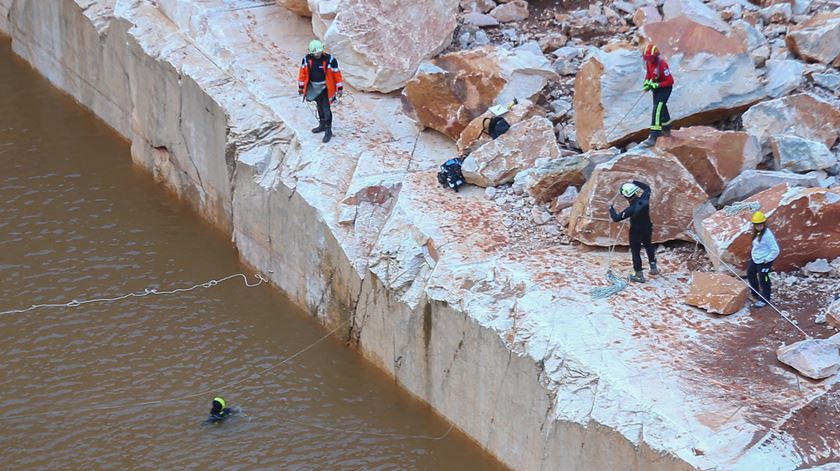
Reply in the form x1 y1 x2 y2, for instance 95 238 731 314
785 13 840 67
276 0 310 16
519 154 589 203
699 184 840 273
685 272 748 315
568 150 708 246
461 116 561 187
656 126 761 197
403 45 557 140
456 99 543 156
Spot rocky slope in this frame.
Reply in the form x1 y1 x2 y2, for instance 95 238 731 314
2 0 840 469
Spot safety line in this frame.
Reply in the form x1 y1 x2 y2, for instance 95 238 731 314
0 315 349 423
0 273 267 317
0 280 456 441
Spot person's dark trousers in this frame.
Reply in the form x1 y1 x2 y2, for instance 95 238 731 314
314 88 332 128
747 260 772 301
650 86 672 138
629 229 656 272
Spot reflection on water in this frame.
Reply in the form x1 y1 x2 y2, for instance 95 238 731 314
0 36 505 470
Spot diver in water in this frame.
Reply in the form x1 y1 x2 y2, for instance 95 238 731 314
206 396 235 424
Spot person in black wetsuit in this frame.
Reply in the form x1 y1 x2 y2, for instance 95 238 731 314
609 180 659 283
207 396 234 424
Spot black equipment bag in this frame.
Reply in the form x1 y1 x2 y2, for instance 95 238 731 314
437 158 465 192
482 116 510 139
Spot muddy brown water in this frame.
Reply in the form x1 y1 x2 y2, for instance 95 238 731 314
0 37 506 470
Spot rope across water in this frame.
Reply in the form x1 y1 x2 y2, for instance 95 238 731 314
0 272 456 440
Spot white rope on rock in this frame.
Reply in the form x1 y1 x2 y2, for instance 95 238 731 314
0 273 268 317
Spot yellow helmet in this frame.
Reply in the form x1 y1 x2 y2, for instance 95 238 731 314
751 211 767 224
308 39 324 54
213 397 226 410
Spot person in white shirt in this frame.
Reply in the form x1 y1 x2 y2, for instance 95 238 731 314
747 211 780 309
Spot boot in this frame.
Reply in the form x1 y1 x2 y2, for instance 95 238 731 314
649 261 659 275
628 271 646 283
639 135 658 148
662 128 671 137
311 120 326 134
751 300 768 308
322 124 333 143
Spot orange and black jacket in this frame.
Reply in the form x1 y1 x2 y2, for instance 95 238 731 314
298 53 344 100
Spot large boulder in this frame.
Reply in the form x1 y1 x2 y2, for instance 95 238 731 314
742 93 840 156
568 150 708 246
685 272 749 315
699 184 840 272
785 13 840 67
655 127 761 197
461 116 561 187
771 135 838 173
403 44 558 140
663 0 730 33
717 169 822 206
574 17 765 151
311 0 460 92
455 99 543 156
515 154 590 203
277 0 311 16
776 334 840 380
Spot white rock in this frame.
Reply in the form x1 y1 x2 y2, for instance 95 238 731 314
502 216 514 227
717 169 822 205
552 185 579 212
462 116 562 187
663 0 731 33
313 0 460 92
490 0 528 22
760 3 792 23
751 45 770 67
552 46 582 61
463 11 499 27
484 186 498 200
764 59 804 98
553 57 578 76
804 258 833 274
777 334 840 380
792 0 811 15
733 20 767 52
813 71 840 91
550 98 572 118
772 135 837 173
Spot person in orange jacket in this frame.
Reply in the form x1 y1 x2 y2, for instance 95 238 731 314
298 39 344 143
639 44 675 148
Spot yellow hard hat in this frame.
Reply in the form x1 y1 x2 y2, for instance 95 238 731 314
751 211 767 224
213 397 226 409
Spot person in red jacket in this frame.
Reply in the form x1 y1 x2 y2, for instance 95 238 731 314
639 44 674 148
298 40 344 143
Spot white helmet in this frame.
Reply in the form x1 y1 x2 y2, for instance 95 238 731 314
620 182 640 198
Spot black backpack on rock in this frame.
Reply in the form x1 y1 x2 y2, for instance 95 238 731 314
482 116 510 139
437 158 465 192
